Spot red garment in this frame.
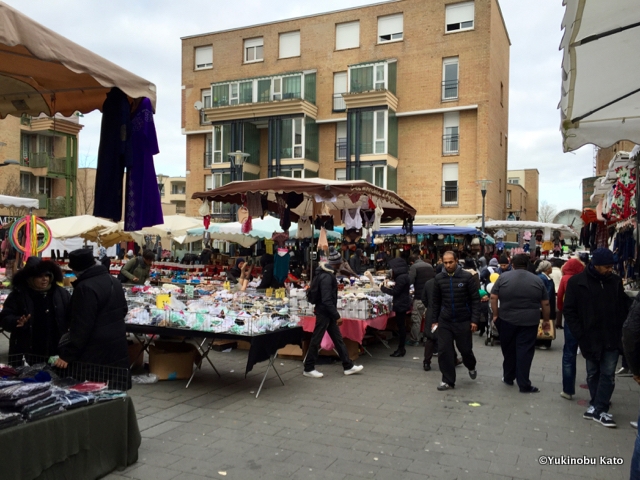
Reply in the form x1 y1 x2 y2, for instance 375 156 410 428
556 258 585 311
203 215 211 229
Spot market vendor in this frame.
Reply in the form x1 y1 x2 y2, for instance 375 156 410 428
257 254 279 289
118 250 154 285
227 257 254 284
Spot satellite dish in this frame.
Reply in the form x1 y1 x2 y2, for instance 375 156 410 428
553 209 583 231
194 101 204 111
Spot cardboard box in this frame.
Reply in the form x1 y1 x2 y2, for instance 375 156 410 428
277 344 303 360
237 340 251 351
212 339 237 351
149 341 196 380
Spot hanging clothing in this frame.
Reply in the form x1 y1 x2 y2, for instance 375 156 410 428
297 216 312 239
272 231 289 247
94 88 132 222
273 250 291 284
247 192 263 218
343 207 362 230
373 204 384 232
317 227 329 251
124 98 163 231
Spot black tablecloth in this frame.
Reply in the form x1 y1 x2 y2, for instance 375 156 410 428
0 396 140 480
125 324 303 374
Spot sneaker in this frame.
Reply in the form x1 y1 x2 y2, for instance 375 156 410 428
344 365 364 376
538 345 548 350
631 421 638 429
593 412 617 428
615 367 632 377
560 392 573 400
502 377 514 386
433 352 439 357
437 382 453 391
303 370 324 378
583 406 596 419
469 369 477 380
423 363 431 371
520 386 540 394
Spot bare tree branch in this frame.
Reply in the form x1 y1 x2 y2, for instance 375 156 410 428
538 201 558 223
76 152 95 215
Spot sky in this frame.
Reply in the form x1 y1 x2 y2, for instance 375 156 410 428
9 0 593 215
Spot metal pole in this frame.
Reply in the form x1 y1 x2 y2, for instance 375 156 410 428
481 189 487 256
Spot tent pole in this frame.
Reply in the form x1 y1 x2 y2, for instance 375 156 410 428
310 224 314 284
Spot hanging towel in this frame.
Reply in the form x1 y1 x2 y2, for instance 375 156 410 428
317 227 329 251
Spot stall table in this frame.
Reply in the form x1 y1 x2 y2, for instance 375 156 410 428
0 397 140 480
126 324 302 397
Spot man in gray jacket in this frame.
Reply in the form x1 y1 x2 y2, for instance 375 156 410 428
408 254 435 345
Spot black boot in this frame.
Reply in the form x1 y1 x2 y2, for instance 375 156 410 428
423 362 431 371
390 349 406 358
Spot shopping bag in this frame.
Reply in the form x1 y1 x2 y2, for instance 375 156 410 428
537 319 556 341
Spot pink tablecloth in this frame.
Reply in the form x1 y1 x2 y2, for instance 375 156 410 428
299 314 392 351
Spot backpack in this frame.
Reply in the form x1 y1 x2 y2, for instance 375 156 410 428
306 271 325 305
117 257 144 283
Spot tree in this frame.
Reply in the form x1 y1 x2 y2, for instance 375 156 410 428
538 201 557 223
75 153 96 215
1 174 29 218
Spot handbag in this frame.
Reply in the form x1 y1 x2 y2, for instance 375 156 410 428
537 319 556 341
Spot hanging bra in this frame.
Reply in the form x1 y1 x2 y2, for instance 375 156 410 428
343 207 362 230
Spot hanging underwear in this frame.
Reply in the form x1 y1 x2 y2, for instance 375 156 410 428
272 231 290 247
343 207 362 230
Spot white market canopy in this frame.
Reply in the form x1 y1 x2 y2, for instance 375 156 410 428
560 0 640 151
45 215 117 241
474 220 578 238
0 194 39 209
0 2 156 118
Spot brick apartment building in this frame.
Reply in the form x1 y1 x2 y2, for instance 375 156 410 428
181 0 510 222
505 169 539 221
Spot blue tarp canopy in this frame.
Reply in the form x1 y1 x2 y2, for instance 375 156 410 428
377 225 482 235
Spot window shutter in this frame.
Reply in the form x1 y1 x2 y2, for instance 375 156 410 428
279 31 300 58
195 46 212 68
245 37 263 48
333 72 347 94
443 111 460 129
378 14 403 37
442 163 458 182
336 21 360 50
446 2 474 26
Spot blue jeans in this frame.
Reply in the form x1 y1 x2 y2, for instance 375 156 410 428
562 322 579 395
585 349 619 415
632 408 640 480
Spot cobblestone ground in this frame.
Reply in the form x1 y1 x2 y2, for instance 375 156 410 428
2 331 638 479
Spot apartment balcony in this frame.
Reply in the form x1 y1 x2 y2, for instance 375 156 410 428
19 192 70 218
21 153 70 177
333 94 346 112
342 89 398 111
202 96 318 123
442 134 459 155
175 205 186 214
441 186 459 206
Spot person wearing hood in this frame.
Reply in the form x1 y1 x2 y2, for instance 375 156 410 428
381 257 412 357
564 248 631 427
98 247 111 271
497 255 511 274
53 249 130 390
227 257 253 284
535 260 557 350
556 257 585 400
257 254 279 289
0 258 70 364
480 257 500 287
431 251 480 390
303 248 363 378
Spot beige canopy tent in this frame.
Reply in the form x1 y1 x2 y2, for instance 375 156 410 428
0 1 156 118
45 215 119 242
0 194 39 209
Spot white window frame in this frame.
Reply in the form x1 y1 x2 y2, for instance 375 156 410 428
372 165 387 189
374 110 387 154
445 1 475 33
377 13 403 43
333 72 347 110
443 111 459 155
508 177 520 185
374 64 386 90
201 89 212 109
20 172 32 193
205 133 213 167
272 77 282 100
194 45 213 70
293 118 303 159
336 121 347 160
336 21 360 50
442 163 459 205
279 31 300 59
335 168 347 181
442 57 459 100
229 83 239 105
213 125 225 164
244 37 264 63
291 168 304 179
506 190 512 208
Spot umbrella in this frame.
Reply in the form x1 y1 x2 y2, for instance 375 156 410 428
560 0 640 151
0 2 156 118
45 215 116 241
139 215 203 238
192 177 417 221
0 194 39 209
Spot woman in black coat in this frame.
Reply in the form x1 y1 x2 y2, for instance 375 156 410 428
257 254 280 289
382 257 412 358
0 257 70 365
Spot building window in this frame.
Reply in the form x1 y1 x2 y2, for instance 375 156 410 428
195 45 212 70
506 190 512 209
443 111 459 155
508 177 519 185
202 89 211 109
378 13 403 43
373 165 386 188
374 111 386 154
20 172 32 193
336 21 359 50
213 125 225 163
171 183 186 195
442 57 459 100
351 109 388 155
244 37 263 63
336 121 347 160
279 31 300 59
205 133 212 167
446 1 475 33
333 72 347 111
500 131 503 146
282 168 304 178
293 118 303 158
442 163 458 205
500 81 504 106
335 168 347 181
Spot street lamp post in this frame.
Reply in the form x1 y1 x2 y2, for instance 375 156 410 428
227 150 250 221
0 159 19 168
475 179 492 254
156 173 167 196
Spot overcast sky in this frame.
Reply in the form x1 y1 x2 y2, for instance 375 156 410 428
10 0 593 215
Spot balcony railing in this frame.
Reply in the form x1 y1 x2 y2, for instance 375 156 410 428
204 152 212 168
333 93 346 111
442 186 459 206
442 80 459 100
21 153 69 175
336 139 347 160
171 188 186 195
442 134 459 155
175 206 186 214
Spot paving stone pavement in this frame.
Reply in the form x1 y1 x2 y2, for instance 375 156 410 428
2 331 639 479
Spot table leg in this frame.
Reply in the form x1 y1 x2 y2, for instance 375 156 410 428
186 340 219 389
361 345 373 357
256 353 284 399
196 339 220 377
130 334 153 370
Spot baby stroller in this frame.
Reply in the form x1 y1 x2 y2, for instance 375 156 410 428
485 303 500 346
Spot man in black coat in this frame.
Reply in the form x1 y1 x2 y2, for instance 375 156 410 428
382 257 412 357
408 254 435 346
564 248 631 428
431 251 480 391
623 295 640 474
303 247 363 378
54 249 131 390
